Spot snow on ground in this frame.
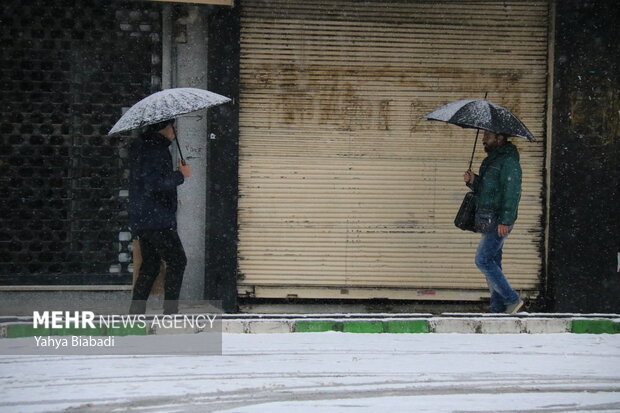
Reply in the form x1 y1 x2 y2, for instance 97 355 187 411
0 333 619 412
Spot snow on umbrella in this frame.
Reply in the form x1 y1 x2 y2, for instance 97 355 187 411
108 87 231 135
425 99 536 142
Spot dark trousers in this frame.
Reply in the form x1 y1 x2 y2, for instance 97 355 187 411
130 229 187 314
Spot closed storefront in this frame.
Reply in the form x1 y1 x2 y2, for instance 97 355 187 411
0 0 162 285
238 0 549 301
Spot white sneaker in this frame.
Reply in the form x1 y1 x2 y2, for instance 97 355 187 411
506 299 524 314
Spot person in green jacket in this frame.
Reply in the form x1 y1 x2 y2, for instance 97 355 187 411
463 130 524 314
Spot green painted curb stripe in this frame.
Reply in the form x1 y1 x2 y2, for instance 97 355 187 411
343 321 384 333
7 325 52 338
571 319 620 334
6 324 147 338
294 320 431 333
295 321 343 332
385 320 430 333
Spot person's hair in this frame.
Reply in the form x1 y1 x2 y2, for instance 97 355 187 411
145 119 175 133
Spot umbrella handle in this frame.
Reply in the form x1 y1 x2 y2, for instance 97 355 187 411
468 128 481 171
468 92 488 171
175 137 186 166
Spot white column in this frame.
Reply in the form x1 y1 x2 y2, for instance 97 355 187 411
170 6 209 301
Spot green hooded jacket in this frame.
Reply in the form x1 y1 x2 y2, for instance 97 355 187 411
467 141 522 226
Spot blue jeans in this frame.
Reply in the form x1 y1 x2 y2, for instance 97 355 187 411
475 227 520 313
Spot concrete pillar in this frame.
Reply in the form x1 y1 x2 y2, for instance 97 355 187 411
163 5 209 300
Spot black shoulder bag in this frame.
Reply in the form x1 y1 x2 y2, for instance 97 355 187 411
454 191 476 232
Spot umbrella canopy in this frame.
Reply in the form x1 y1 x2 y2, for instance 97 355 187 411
108 87 231 135
425 99 536 141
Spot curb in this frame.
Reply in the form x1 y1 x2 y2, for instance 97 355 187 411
2 317 619 337
0 316 620 338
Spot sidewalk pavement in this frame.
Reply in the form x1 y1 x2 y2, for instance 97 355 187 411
1 313 619 338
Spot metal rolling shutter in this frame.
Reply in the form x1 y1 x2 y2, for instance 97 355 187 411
238 0 549 300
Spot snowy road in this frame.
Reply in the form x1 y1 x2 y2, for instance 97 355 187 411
1 333 619 412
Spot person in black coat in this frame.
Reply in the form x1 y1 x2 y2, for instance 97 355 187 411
128 119 191 314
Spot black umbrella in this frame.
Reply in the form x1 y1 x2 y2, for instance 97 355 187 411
425 97 536 170
425 98 536 141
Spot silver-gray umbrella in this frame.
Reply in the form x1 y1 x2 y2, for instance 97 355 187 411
108 87 230 164
108 87 231 135
425 99 536 142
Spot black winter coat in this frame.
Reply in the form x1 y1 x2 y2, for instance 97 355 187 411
129 132 184 233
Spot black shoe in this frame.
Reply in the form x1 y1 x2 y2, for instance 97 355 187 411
163 301 179 315
129 300 146 314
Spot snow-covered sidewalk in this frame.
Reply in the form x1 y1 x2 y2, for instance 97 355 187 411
1 333 619 412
